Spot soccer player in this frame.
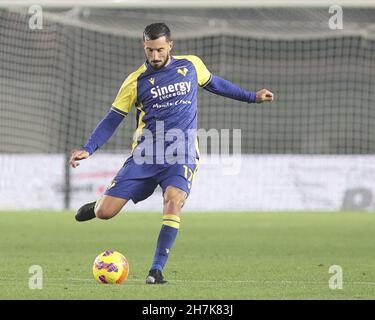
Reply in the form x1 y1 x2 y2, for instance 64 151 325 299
69 22 274 284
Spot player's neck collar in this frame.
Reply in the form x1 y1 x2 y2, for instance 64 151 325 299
165 55 174 67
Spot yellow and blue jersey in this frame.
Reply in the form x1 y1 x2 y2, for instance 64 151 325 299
111 55 211 162
82 54 256 199
82 54 256 164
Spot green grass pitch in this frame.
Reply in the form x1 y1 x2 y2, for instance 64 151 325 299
1 211 374 299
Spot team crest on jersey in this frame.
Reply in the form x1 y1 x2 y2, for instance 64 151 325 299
177 67 188 76
149 77 155 85
107 180 116 190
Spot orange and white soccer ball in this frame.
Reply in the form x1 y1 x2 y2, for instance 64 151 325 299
92 250 129 284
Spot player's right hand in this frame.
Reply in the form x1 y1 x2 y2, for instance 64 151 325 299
69 149 90 168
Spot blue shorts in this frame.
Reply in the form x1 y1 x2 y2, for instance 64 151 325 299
104 156 199 203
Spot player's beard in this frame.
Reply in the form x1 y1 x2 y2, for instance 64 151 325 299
149 53 171 71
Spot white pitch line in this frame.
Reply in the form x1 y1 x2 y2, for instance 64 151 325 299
65 278 375 286
1 277 375 286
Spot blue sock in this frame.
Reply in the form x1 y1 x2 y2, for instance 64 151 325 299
151 215 180 271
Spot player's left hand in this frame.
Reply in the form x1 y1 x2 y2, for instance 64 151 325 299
69 149 90 168
256 89 274 103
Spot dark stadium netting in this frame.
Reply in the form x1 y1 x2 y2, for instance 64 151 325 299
1 7 375 157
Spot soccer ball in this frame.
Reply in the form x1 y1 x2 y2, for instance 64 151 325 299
92 250 129 284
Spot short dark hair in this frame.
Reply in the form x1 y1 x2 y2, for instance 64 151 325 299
143 22 171 41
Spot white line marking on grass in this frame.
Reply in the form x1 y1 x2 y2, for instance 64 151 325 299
65 278 375 286
2 277 375 286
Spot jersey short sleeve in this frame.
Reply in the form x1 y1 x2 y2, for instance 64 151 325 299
111 64 147 116
183 55 212 87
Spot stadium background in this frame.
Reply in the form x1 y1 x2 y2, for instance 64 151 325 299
2 0 375 301
1 1 375 211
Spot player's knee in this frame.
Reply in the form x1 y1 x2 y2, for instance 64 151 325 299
95 207 117 220
94 196 128 220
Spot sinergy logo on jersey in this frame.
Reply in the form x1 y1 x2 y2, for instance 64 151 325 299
150 81 192 101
